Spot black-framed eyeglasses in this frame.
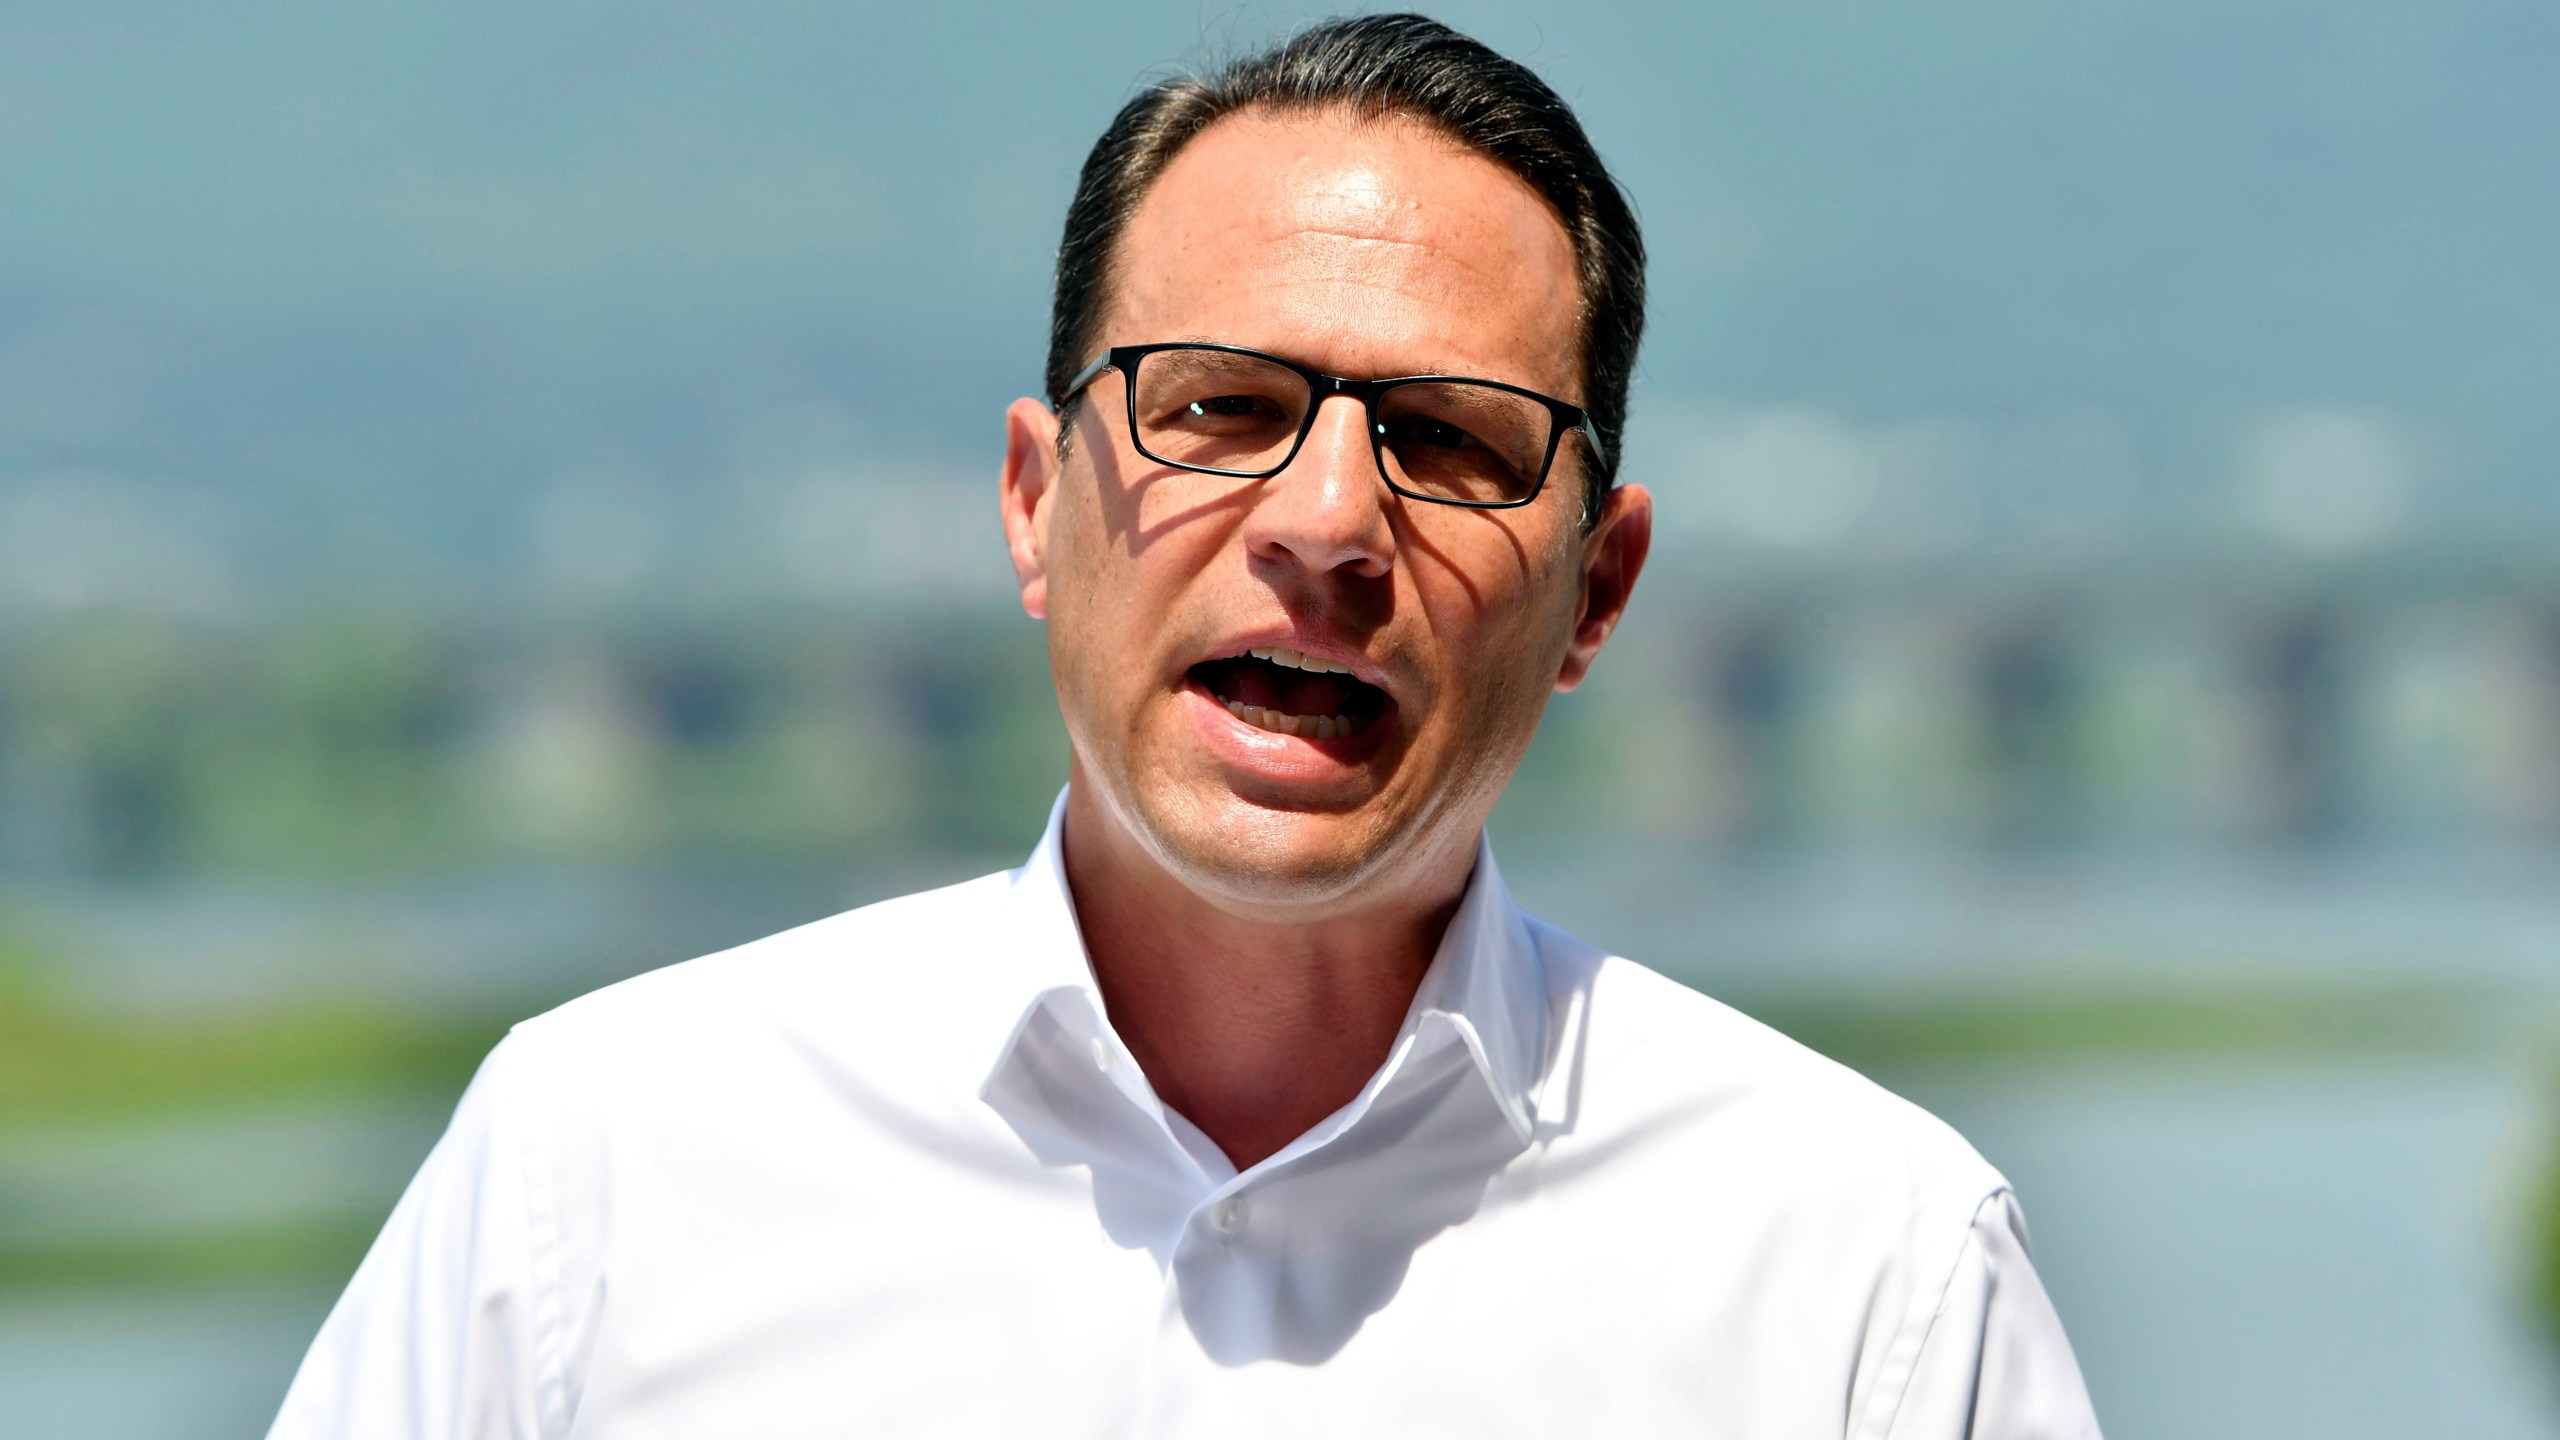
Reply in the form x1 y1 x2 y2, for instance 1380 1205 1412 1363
1059 342 1605 510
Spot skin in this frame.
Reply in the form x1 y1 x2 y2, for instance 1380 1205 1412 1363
999 107 1651 1169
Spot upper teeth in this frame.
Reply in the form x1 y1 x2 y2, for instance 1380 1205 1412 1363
1248 646 1354 675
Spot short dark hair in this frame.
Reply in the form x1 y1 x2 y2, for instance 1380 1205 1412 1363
1046 13 1646 525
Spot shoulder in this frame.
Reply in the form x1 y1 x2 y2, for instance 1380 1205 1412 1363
491 867 1024 1108
1528 915 2005 1212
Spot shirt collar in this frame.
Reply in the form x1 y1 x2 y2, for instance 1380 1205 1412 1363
982 789 1549 1146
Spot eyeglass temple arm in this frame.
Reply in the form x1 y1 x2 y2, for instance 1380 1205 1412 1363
1577 415 1609 473
1057 351 1117 408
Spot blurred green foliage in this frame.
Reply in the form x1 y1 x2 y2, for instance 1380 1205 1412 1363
0 1214 387 1293
0 911 504 1290
1744 978 2489 1074
2534 1068 2560 1354
2 605 1076 876
0 916 503 1127
0 966 502 1128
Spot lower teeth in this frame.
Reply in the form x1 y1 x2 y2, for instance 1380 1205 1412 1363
1224 700 1358 740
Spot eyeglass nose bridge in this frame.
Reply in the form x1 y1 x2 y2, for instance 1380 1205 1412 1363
1262 385 1400 528
1299 373 1400 447
1269 379 1372 489
1282 373 1392 458
1299 371 1377 424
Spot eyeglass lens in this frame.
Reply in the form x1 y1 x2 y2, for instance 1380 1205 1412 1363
1128 348 1554 504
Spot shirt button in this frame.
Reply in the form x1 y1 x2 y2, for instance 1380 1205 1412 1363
1212 1197 1248 1235
1089 1037 1115 1072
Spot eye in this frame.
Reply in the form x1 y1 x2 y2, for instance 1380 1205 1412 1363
1189 394 1279 420
1381 414 1483 451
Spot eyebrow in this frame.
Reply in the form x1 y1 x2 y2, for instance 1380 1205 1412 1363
1163 334 1529 387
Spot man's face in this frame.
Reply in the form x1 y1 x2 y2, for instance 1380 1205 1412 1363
1003 107 1649 915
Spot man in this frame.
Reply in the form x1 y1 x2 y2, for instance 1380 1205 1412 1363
273 15 2100 1438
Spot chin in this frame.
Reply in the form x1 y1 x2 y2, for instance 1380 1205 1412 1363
1142 785 1403 911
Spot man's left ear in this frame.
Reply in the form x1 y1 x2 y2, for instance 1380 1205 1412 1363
1555 482 1652 693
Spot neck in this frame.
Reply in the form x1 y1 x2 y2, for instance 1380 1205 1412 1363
1058 779 1473 1171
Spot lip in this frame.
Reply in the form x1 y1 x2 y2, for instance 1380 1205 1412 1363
1183 628 1399 701
1182 677 1394 773
1177 626 1402 775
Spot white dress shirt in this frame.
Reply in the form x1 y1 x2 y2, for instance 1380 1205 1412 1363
270 797 2101 1438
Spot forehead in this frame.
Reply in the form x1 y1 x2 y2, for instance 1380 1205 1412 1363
1110 107 1582 397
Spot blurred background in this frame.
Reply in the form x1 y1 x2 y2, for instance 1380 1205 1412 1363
3 1 2557 1433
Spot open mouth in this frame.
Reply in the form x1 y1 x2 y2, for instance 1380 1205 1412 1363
1189 647 1392 742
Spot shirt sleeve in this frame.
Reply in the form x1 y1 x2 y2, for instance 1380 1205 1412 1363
266 1031 559 1440
1880 1189 2103 1440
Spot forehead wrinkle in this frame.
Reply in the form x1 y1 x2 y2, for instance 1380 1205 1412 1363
1243 269 1571 390
1197 296 1538 381
1260 233 1568 331
1249 221 1568 338
1243 170 1568 294
1264 226 1529 296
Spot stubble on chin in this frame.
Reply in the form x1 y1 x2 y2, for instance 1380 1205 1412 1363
1112 761 1385 908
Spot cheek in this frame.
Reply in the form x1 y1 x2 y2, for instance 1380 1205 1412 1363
1412 520 1579 669
1045 477 1228 702
1041 494 1128 716
1040 496 1101 633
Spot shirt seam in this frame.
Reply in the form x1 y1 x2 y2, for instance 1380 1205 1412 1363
1854 1184 2009 1440
513 1028 574 1440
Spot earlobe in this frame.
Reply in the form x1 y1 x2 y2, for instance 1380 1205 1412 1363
1001 398 1062 620
1554 482 1653 693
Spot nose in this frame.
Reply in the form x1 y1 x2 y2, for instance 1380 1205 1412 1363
1241 395 1395 581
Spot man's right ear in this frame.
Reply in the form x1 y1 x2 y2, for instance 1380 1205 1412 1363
1000 397 1063 620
